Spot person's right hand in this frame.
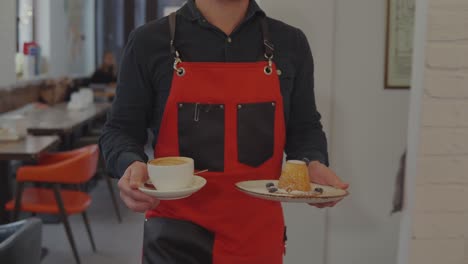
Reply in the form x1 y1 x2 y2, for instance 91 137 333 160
118 161 160 213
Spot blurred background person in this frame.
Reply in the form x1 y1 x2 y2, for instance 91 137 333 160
90 51 117 86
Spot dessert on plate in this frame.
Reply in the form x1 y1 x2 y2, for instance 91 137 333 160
277 160 311 192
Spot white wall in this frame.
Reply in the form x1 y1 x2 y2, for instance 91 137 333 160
399 0 468 262
84 0 96 75
328 0 409 264
48 0 68 77
397 0 427 263
35 0 51 75
263 1 410 264
0 1 17 87
261 1 335 263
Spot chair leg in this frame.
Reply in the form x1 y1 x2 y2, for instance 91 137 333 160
53 184 81 264
104 174 122 223
81 211 97 252
13 182 25 221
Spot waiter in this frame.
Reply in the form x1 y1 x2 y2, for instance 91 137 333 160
100 0 348 263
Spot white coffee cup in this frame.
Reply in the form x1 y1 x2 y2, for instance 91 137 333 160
147 157 194 190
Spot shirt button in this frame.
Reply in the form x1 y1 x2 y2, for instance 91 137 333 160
277 69 282 76
227 37 232 43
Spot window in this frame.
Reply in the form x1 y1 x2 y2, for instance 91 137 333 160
16 0 35 79
17 0 34 52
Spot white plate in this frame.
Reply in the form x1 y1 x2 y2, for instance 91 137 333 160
139 176 207 200
235 180 349 204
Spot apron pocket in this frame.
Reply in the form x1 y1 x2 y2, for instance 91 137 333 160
237 102 276 167
178 103 225 171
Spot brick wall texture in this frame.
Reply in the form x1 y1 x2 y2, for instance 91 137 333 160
410 0 468 263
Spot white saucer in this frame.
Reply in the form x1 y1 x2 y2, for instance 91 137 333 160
235 180 349 204
139 176 207 200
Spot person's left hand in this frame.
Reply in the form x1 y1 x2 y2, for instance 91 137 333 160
308 161 349 209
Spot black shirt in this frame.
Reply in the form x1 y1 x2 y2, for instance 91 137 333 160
99 0 328 178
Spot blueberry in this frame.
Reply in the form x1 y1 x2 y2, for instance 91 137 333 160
265 182 275 188
314 187 324 194
268 187 278 193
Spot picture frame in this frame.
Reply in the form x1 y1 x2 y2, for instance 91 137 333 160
385 0 415 89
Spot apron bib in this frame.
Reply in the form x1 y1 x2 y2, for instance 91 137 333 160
143 13 286 264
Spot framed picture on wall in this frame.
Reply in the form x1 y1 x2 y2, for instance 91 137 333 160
385 0 415 89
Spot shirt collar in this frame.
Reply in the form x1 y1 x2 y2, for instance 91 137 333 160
179 0 265 22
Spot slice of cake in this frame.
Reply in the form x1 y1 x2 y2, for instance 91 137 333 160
278 160 311 192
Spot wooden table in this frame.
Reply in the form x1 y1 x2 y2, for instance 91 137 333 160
25 103 110 135
3 102 110 148
0 135 60 223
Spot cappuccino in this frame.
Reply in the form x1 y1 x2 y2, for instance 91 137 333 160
149 157 188 166
147 157 194 190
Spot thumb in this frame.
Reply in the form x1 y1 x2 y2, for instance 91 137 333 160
329 175 349 190
310 163 349 190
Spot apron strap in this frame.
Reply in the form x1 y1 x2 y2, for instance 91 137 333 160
260 17 274 59
169 12 178 58
169 12 184 76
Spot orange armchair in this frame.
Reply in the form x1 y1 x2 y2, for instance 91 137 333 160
37 146 97 165
16 146 99 184
5 144 99 264
25 145 122 223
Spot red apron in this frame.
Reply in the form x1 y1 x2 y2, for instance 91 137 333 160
144 13 286 264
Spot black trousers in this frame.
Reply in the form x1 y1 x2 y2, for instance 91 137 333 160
143 218 215 264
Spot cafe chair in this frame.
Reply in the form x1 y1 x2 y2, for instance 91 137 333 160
74 135 122 223
5 144 99 264
0 218 42 264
